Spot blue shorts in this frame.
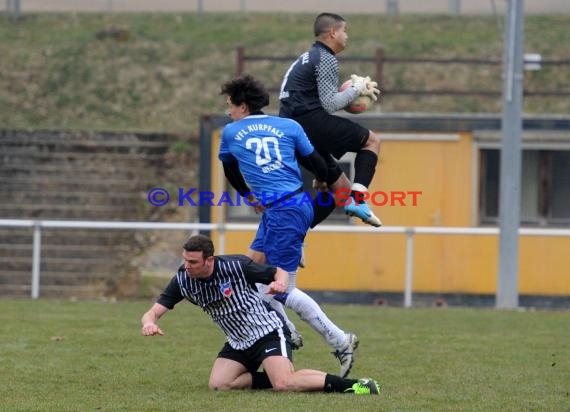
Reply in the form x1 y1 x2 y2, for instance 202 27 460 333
250 194 312 272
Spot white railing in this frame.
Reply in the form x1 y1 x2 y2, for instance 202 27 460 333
1 218 569 305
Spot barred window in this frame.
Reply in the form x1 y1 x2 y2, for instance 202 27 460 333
479 149 570 226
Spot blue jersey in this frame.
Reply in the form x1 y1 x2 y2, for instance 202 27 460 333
218 114 314 195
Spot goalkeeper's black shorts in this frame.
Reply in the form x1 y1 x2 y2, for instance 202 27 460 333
290 108 370 160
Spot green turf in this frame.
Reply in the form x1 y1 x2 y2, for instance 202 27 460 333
0 299 568 411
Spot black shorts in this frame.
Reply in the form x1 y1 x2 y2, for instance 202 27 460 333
217 328 292 374
292 109 370 160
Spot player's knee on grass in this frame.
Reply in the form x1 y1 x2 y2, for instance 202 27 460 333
208 377 241 391
208 378 228 390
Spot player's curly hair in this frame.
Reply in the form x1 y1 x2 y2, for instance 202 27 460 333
183 235 214 258
220 74 269 113
314 12 345 37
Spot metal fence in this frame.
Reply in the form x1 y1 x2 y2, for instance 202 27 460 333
1 218 569 307
236 46 570 99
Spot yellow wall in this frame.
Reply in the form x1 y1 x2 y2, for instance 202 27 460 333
210 130 570 296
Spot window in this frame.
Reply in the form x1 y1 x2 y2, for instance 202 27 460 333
226 155 354 223
479 149 570 226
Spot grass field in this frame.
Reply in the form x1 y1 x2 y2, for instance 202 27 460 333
1 299 568 411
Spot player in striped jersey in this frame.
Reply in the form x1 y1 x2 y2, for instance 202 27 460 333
141 235 380 395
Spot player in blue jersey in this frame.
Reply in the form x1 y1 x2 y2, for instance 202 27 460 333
218 74 359 378
279 12 382 228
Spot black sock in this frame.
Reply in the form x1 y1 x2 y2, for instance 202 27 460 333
324 374 358 393
310 192 336 228
354 150 378 189
251 371 272 390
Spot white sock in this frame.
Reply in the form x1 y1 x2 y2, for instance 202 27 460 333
351 183 369 193
256 283 298 333
284 288 347 349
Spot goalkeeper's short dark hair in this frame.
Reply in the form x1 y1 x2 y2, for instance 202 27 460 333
221 74 269 113
314 12 345 37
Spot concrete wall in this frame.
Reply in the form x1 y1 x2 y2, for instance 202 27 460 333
0 129 190 298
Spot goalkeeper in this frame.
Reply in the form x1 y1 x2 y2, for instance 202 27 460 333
279 12 382 227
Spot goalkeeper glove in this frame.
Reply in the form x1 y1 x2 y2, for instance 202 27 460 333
350 74 368 94
363 78 380 101
350 74 381 101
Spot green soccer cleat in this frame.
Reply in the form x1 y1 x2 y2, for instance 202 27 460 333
345 378 381 395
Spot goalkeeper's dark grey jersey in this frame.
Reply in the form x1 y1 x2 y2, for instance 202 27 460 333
279 41 358 117
157 255 284 350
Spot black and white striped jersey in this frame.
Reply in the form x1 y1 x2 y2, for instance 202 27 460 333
156 255 284 350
